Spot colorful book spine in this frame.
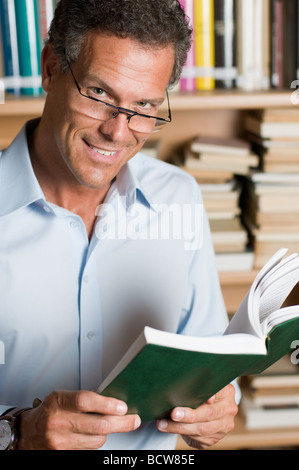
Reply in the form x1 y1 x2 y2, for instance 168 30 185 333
0 29 4 78
37 0 54 48
14 0 42 96
0 0 20 93
194 0 215 90
179 0 196 91
214 0 236 89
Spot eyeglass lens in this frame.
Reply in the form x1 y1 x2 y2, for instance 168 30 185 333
80 96 170 133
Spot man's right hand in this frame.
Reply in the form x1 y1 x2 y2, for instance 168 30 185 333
16 390 141 450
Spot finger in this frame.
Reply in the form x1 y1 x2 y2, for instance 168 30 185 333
157 414 225 437
170 384 237 424
19 397 141 450
45 390 128 416
66 411 141 436
170 401 225 425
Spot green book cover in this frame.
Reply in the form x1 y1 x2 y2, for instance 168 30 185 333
14 0 42 95
98 249 299 422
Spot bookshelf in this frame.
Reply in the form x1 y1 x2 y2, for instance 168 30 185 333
155 88 294 160
1 0 299 451
0 96 44 147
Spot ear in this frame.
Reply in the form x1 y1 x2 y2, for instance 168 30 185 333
41 43 61 93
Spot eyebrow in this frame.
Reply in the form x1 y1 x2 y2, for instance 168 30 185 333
84 73 166 107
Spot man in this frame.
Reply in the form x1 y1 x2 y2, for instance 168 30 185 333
0 0 237 450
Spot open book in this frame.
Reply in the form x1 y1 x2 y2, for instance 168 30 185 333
97 248 299 421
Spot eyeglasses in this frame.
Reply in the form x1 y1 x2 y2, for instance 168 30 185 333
67 60 172 134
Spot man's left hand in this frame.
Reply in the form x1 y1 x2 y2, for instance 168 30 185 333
157 384 238 450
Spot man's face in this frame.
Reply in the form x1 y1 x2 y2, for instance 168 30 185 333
42 32 175 194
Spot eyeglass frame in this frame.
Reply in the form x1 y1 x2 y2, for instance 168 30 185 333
66 57 172 132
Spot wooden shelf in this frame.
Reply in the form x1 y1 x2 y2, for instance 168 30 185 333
176 414 299 450
0 89 293 156
0 94 45 116
168 89 293 110
0 88 292 116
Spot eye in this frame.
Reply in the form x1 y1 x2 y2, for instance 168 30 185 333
135 101 157 114
137 101 151 109
87 87 108 99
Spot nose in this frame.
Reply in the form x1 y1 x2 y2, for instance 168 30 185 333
98 112 134 142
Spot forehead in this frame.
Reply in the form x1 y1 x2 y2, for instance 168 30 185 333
75 31 175 95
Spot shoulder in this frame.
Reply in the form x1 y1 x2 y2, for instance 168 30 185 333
130 152 203 205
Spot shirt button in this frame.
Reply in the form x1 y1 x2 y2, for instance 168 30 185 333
43 205 51 213
83 275 89 283
87 331 95 340
69 220 80 229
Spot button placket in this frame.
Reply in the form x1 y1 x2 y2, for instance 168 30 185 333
79 257 103 390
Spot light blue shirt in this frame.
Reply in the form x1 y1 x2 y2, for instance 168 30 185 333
0 120 231 450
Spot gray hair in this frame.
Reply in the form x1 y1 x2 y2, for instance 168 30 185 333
47 0 192 87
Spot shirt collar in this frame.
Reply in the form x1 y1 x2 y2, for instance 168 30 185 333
0 119 45 217
115 156 156 212
0 120 154 218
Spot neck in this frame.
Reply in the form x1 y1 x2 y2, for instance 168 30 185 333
28 121 110 239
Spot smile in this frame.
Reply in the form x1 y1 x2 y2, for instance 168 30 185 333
87 142 117 157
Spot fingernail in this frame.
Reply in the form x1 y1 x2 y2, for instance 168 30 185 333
117 402 127 414
158 419 168 429
173 409 184 421
134 416 141 429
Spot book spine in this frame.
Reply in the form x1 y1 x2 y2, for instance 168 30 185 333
179 0 196 91
37 0 54 48
236 0 255 90
282 0 298 88
14 0 42 96
194 0 215 91
0 0 20 93
0 27 4 78
261 0 271 90
251 0 271 91
214 0 236 89
271 0 283 88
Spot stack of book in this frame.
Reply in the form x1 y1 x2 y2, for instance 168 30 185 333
178 0 298 92
244 108 299 269
183 135 259 180
181 136 259 271
240 354 299 430
0 0 57 95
